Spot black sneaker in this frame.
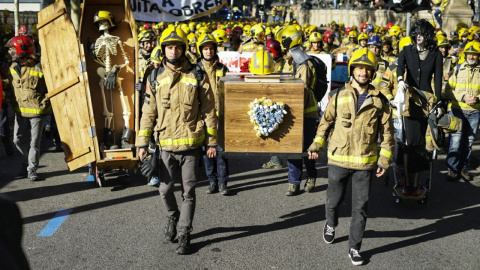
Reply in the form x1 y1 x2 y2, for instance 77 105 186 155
460 170 473 181
28 168 40 181
206 183 218 194
348 248 364 266
446 170 459 182
175 233 191 255
323 223 335 244
164 216 178 242
219 184 229 195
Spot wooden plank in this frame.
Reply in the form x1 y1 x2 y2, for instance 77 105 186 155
96 158 137 170
37 8 66 29
38 0 96 171
65 147 91 162
222 77 305 153
244 75 281 83
46 77 80 99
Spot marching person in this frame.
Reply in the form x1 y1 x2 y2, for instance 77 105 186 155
8 35 49 181
196 33 230 195
444 41 480 182
308 48 394 266
238 24 266 53
276 25 321 195
136 27 217 255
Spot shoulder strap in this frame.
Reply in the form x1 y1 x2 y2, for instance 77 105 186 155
148 66 164 95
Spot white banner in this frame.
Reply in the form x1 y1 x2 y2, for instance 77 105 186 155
130 0 228 22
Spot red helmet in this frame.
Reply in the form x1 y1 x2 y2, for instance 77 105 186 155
386 23 394 31
345 27 351 35
266 39 282 58
8 36 34 58
233 26 243 35
360 22 368 30
323 30 332 42
18 25 28 35
143 23 150 30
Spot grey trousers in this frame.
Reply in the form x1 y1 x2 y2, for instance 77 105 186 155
158 148 201 234
13 114 45 171
326 165 373 250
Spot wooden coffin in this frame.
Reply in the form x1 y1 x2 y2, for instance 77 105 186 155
219 76 305 154
38 0 139 171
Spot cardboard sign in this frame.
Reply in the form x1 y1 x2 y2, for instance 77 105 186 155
130 0 227 22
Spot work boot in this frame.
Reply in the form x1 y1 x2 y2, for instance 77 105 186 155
262 160 283 169
446 170 459 182
460 170 473 181
206 183 218 194
28 168 40 181
304 178 316 192
164 216 178 242
285 183 300 196
219 184 229 195
121 127 135 149
176 232 192 255
1 135 13 156
103 128 119 150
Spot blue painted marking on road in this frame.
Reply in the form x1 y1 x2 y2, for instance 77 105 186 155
37 209 73 237
85 174 95 182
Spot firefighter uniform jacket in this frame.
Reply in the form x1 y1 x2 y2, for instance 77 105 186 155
306 49 327 55
10 61 50 117
139 51 153 83
238 39 264 53
136 58 218 151
308 82 394 170
295 60 322 119
445 62 480 112
186 50 199 64
198 57 229 113
372 56 389 89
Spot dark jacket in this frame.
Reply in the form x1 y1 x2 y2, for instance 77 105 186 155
397 45 443 100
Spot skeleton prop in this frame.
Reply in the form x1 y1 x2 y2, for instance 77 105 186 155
90 11 134 150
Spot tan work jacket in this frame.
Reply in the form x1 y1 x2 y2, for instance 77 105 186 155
199 57 228 113
309 82 394 170
136 58 217 151
10 61 50 117
445 62 480 111
296 60 322 119
238 40 264 53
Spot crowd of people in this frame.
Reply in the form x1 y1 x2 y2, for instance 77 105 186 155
1 9 479 266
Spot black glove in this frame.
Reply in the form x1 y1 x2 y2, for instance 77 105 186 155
104 70 117 90
135 82 144 92
140 154 157 179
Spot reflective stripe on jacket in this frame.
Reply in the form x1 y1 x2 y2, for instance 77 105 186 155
136 58 217 151
10 61 50 117
310 82 394 170
445 62 480 111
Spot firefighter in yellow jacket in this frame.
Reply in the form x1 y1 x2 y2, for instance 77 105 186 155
444 41 480 182
196 33 230 195
136 27 217 255
9 35 49 181
308 48 394 266
238 24 265 53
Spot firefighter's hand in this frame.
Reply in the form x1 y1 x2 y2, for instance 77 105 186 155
135 82 144 92
397 80 406 93
376 167 386 178
138 147 147 161
206 146 217 158
308 151 319 160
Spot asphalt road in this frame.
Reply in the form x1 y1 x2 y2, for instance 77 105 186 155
1 136 480 270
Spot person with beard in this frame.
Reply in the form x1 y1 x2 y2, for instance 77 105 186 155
307 48 394 266
444 41 480 182
394 19 443 196
276 25 320 195
136 27 217 255
196 33 230 195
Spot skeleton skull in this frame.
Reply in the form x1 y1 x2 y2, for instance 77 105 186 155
98 20 110 31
